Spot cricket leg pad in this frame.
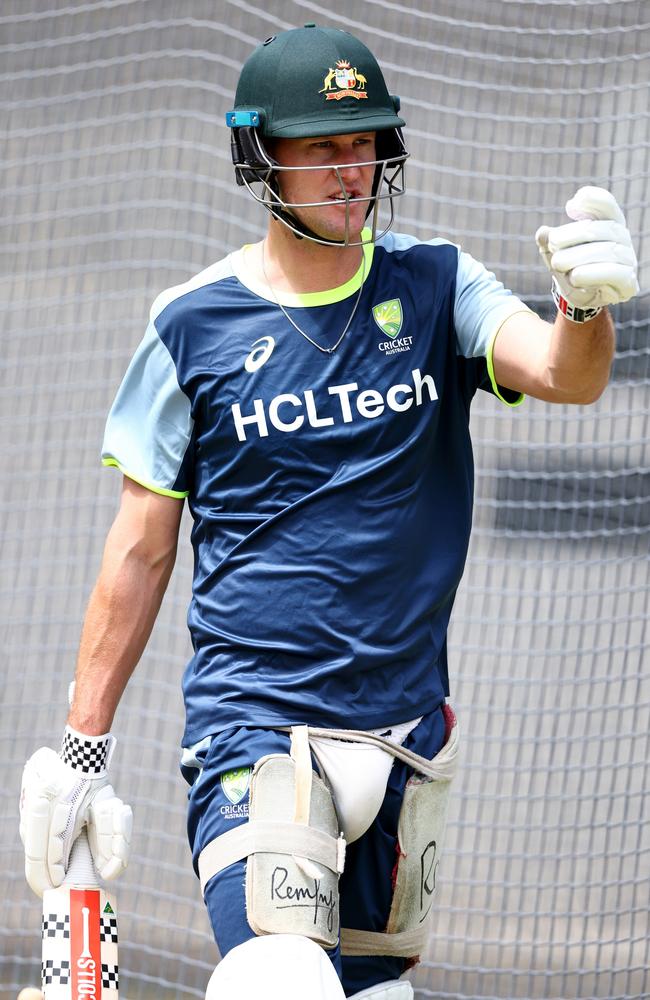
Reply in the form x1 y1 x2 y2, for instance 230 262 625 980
341 717 460 961
348 981 414 1000
198 727 345 949
205 934 346 1000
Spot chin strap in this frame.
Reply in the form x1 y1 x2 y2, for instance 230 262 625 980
272 209 306 242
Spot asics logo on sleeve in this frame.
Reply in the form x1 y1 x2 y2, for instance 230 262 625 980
232 368 438 442
244 336 275 373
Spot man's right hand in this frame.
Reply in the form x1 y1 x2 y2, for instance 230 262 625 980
19 727 132 897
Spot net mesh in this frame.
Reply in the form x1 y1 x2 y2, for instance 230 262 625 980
1 2 648 999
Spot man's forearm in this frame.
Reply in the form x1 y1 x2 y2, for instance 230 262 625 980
545 307 615 404
492 307 616 404
68 522 178 736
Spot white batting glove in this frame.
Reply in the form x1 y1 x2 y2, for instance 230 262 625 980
19 726 133 897
535 186 639 322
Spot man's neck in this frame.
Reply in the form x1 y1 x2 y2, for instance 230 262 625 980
252 220 367 295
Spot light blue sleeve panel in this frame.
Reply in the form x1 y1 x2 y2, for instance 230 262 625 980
454 249 531 406
101 321 193 498
455 249 531 359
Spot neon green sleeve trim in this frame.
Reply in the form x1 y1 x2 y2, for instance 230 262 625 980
102 458 188 498
486 325 525 408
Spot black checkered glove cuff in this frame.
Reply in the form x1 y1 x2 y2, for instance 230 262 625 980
61 725 115 776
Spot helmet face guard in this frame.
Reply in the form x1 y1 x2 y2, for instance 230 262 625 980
229 124 408 246
227 25 409 246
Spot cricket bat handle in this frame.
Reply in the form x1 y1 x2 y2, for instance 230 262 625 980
63 828 99 887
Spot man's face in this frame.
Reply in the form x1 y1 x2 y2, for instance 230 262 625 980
270 132 377 243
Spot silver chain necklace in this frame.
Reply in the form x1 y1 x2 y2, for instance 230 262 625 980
261 243 366 355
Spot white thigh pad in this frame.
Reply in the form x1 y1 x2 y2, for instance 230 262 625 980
205 934 346 1000
310 718 421 844
309 739 393 843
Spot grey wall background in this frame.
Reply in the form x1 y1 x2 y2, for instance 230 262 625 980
2 2 648 999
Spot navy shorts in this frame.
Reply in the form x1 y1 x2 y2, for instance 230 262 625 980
182 705 446 997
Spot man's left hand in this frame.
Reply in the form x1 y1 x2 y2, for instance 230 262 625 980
535 187 639 318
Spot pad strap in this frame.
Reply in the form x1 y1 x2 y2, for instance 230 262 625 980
341 926 427 958
198 820 346 895
291 725 313 825
283 724 459 782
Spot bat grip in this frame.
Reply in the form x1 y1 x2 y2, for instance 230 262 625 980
64 827 100 887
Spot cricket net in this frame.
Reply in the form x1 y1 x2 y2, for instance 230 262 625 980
1 2 648 999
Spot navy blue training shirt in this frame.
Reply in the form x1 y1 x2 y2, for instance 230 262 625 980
102 231 528 745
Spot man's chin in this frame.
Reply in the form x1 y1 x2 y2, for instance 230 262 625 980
286 206 368 244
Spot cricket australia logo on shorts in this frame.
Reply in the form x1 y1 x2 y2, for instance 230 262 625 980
220 766 251 820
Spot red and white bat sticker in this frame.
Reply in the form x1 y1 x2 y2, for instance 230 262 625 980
69 889 101 1000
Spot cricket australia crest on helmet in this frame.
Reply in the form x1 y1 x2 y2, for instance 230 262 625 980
320 59 368 101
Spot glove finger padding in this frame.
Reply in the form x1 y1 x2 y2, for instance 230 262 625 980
565 262 640 303
548 236 638 308
539 220 632 255
87 785 133 881
549 239 637 273
565 185 626 224
21 785 60 898
20 747 86 896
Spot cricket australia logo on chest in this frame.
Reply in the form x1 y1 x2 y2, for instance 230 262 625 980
373 298 413 356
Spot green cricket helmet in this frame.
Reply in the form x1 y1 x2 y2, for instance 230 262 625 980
226 24 409 246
